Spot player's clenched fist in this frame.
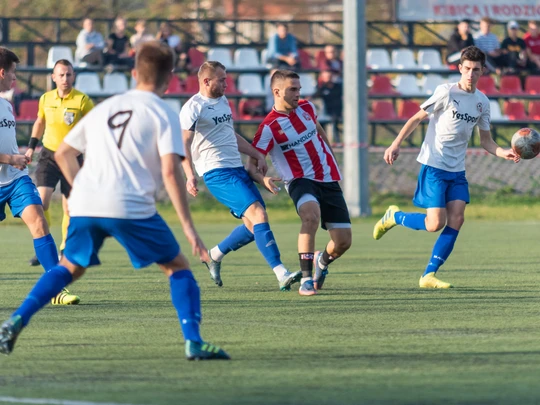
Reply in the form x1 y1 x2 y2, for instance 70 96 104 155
384 144 400 165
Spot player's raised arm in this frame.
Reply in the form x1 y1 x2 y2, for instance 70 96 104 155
478 129 520 162
385 109 429 165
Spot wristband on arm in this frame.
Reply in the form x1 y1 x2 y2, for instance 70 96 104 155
28 137 39 149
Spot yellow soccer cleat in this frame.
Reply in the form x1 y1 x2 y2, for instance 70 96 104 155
373 205 400 240
51 288 80 305
419 272 453 289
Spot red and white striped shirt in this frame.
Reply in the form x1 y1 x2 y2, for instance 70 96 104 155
252 100 341 184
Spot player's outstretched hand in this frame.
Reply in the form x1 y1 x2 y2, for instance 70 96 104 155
262 176 282 195
24 148 34 163
500 148 521 163
384 144 400 165
10 154 28 170
184 227 209 262
186 177 199 197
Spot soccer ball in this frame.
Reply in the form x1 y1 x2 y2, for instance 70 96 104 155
511 128 540 160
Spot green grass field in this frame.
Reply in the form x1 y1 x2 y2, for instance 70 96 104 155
1 207 540 405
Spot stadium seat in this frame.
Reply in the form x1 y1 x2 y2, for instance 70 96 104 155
224 75 241 95
397 100 421 120
163 98 182 115
369 101 397 120
528 100 540 120
499 75 523 95
315 49 326 70
369 75 396 95
47 46 74 68
417 49 443 69
395 74 421 95
299 73 317 96
366 49 391 69
207 47 233 68
238 99 265 119
237 74 265 96
391 49 417 69
476 75 499 95
183 75 199 94
74 72 102 95
489 100 504 120
524 76 540 95
298 49 315 69
228 100 239 120
17 100 39 120
165 74 183 95
421 74 445 95
102 72 129 94
260 49 269 66
233 48 262 69
188 47 206 70
504 101 527 120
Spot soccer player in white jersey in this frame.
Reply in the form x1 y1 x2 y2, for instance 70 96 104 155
180 61 301 291
0 47 77 305
251 70 352 296
0 42 230 360
373 46 519 288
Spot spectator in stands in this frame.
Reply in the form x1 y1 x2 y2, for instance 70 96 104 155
524 20 540 71
75 18 105 66
318 45 343 81
474 17 504 73
103 17 133 68
446 20 474 66
313 70 342 143
130 19 154 52
266 23 300 70
156 22 190 71
501 21 530 75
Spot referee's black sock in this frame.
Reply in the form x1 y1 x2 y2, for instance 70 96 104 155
299 253 314 278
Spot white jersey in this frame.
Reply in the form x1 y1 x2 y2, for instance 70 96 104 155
64 90 185 219
179 93 243 176
418 83 490 172
0 98 27 186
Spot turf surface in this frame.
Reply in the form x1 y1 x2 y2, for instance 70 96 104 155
1 218 540 404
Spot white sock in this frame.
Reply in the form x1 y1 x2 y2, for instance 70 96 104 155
301 277 313 284
209 246 225 262
273 264 288 280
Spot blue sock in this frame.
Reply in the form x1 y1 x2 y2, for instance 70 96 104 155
217 225 255 254
34 234 59 271
253 222 282 268
13 266 73 327
423 226 459 276
394 211 427 231
169 270 202 343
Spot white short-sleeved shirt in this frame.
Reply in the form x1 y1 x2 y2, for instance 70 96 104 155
65 90 185 219
418 83 490 172
0 98 27 186
179 93 242 176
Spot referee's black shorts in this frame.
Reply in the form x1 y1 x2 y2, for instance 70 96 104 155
287 178 351 230
34 147 83 197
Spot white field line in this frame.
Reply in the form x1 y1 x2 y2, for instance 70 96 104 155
0 396 149 405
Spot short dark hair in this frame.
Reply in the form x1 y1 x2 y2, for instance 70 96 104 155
460 46 486 67
53 59 73 70
198 61 226 79
135 41 174 89
480 17 492 24
270 69 299 89
276 22 288 30
0 47 20 72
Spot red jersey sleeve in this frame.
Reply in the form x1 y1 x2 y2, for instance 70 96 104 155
252 123 275 155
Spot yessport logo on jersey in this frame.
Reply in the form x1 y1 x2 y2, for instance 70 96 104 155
212 113 233 125
451 110 478 124
0 118 16 129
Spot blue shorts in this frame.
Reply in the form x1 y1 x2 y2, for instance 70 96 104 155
63 214 180 269
413 165 470 209
0 175 42 221
203 167 265 219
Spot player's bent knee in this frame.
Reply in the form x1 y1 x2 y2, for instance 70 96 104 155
159 253 190 277
245 202 268 224
425 220 445 233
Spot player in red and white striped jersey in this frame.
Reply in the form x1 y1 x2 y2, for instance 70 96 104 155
250 70 352 296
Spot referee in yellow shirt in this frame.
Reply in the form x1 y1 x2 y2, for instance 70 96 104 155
26 59 94 273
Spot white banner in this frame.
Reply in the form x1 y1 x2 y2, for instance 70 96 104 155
398 0 540 21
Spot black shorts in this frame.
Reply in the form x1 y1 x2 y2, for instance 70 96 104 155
35 147 83 197
287 178 351 230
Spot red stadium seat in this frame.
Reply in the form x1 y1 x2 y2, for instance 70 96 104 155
397 100 421 120
297 49 315 69
315 49 326 69
528 100 540 120
228 100 239 121
499 75 523 95
504 101 527 120
188 47 206 70
224 75 241 95
476 75 499 95
183 75 199 94
238 99 265 119
524 76 540 95
369 75 396 95
165 74 183 95
17 100 39 120
370 101 397 120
